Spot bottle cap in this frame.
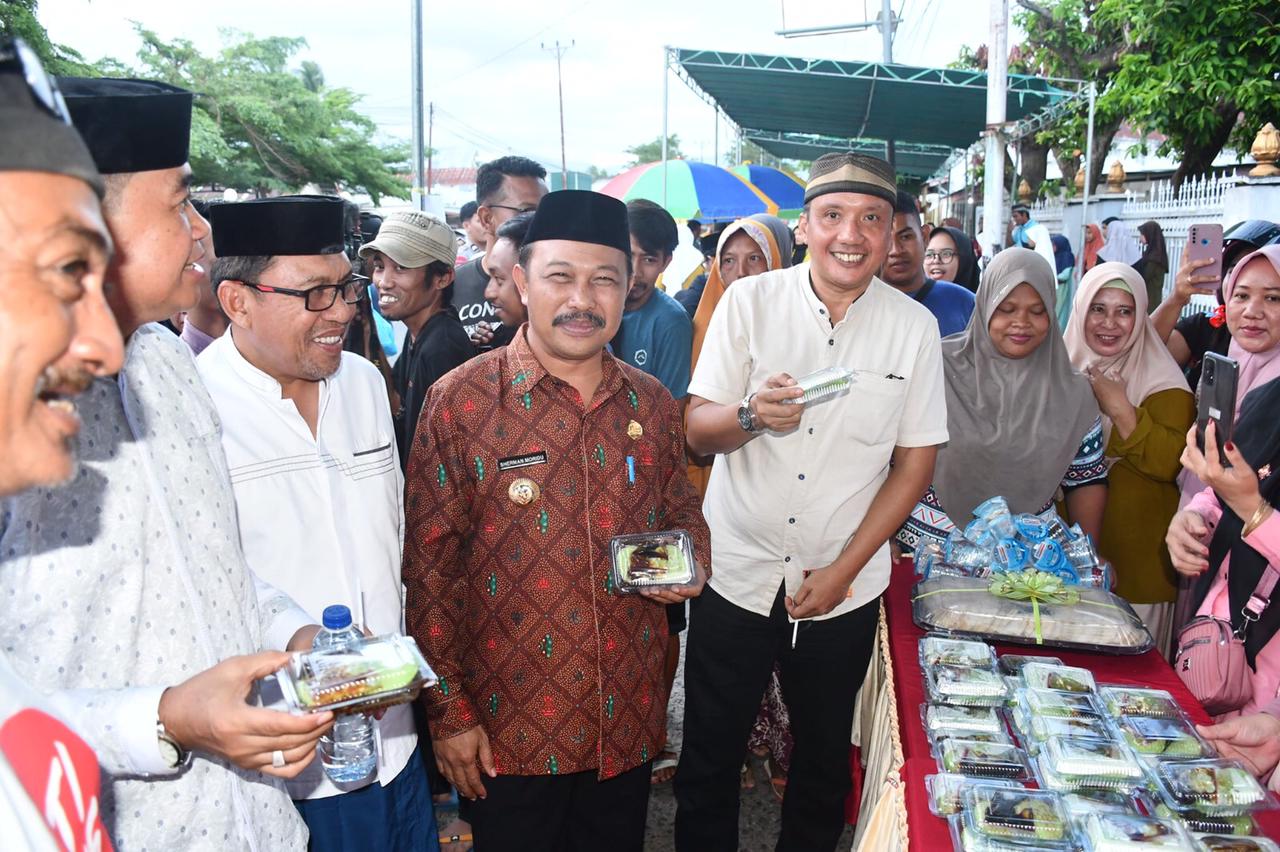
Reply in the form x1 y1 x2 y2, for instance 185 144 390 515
322 604 352 630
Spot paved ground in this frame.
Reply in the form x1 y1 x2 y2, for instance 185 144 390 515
642 649 857 852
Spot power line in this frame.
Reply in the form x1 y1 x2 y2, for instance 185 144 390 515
440 0 595 86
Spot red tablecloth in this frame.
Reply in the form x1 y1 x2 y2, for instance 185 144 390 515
882 558 1280 849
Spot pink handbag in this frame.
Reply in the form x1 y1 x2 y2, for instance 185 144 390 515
1174 564 1280 716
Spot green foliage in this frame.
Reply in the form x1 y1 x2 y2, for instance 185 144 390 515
1095 0 1280 181
0 0 93 75
112 26 409 202
626 135 682 165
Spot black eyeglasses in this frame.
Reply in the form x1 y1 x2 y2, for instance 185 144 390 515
0 38 72 124
241 275 369 312
487 204 538 215
923 249 958 262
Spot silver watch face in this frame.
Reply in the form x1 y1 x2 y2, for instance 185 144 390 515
158 736 181 767
738 405 754 432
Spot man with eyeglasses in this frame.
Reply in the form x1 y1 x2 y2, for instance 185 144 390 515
0 77 332 850
197 196 434 851
881 190 975 336
456 156 548 347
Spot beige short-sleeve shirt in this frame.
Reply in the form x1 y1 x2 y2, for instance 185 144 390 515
689 263 949 620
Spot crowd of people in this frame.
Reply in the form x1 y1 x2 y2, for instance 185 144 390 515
4 35 1280 852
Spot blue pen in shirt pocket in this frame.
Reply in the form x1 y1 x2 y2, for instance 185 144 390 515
626 455 636 485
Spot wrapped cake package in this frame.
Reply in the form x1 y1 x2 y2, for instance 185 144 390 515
1037 735 1145 790
1114 715 1212 759
1151 760 1272 816
920 634 997 669
925 703 1007 736
998 654 1063 676
278 633 436 714
926 663 1008 706
1017 712 1114 755
937 738 1033 781
1019 687 1103 720
609 530 696 592
925 773 1021 817
912 573 1153 654
1060 788 1150 819
1081 812 1193 851
962 786 1073 847
1020 662 1097 694
1100 686 1184 720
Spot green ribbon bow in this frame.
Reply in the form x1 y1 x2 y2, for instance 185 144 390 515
988 569 1080 644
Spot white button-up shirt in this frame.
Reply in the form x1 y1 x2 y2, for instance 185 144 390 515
197 332 415 800
689 264 949 620
0 325 310 851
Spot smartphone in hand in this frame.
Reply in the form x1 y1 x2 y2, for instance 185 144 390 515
1186 224 1224 287
1196 352 1238 460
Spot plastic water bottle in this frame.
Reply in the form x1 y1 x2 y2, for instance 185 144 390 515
314 604 377 784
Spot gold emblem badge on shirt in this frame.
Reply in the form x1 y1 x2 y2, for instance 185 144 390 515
627 420 643 441
508 478 540 506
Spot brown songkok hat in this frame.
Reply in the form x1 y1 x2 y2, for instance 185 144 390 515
803 152 897 207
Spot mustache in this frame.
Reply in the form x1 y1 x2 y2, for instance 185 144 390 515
552 311 605 329
38 364 96 398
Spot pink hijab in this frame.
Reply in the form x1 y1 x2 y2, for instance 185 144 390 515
1225 245 1280 412
1065 262 1189 446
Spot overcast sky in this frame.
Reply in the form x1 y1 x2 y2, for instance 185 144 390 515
39 0 1019 175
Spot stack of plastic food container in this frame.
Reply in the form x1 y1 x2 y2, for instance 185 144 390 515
919 634 1280 850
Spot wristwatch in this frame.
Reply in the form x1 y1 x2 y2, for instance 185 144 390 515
737 393 762 433
156 719 192 770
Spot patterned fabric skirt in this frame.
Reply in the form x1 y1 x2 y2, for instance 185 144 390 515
747 665 793 772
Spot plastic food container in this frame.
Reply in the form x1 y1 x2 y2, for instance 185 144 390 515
1152 760 1270 816
1061 788 1148 819
1193 834 1279 851
1020 687 1103 719
1024 712 1114 746
999 654 1063 676
1081 812 1192 850
925 703 1006 735
912 575 1153 654
938 739 1033 781
1099 686 1184 720
278 633 436 714
1021 662 1097 694
920 634 997 669
962 786 1072 845
1039 736 1144 787
926 663 1008 707
1114 715 1213 759
609 530 696 592
925 773 1020 817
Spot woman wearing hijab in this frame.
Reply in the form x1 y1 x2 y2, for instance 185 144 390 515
1133 220 1170 310
1168 375 1280 720
1051 234 1077 330
1178 246 1280 507
924 225 980 292
1079 223 1103 275
896 247 1107 552
1065 263 1192 648
1098 220 1142 267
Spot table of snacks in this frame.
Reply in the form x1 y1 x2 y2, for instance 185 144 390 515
848 557 1280 852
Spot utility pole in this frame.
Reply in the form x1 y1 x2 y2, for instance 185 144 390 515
410 0 426 211
881 0 897 170
542 39 574 189
427 102 434 195
981 0 1009 257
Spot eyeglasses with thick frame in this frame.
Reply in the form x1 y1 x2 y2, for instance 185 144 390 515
238 275 369 312
923 249 958 262
0 38 72 124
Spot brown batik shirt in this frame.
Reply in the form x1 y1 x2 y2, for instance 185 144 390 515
403 328 710 779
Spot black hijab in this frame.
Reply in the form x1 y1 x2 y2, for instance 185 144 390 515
933 226 980 292
1196 376 1280 667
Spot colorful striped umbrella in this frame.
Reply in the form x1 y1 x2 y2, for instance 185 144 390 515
731 164 806 220
599 160 776 223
